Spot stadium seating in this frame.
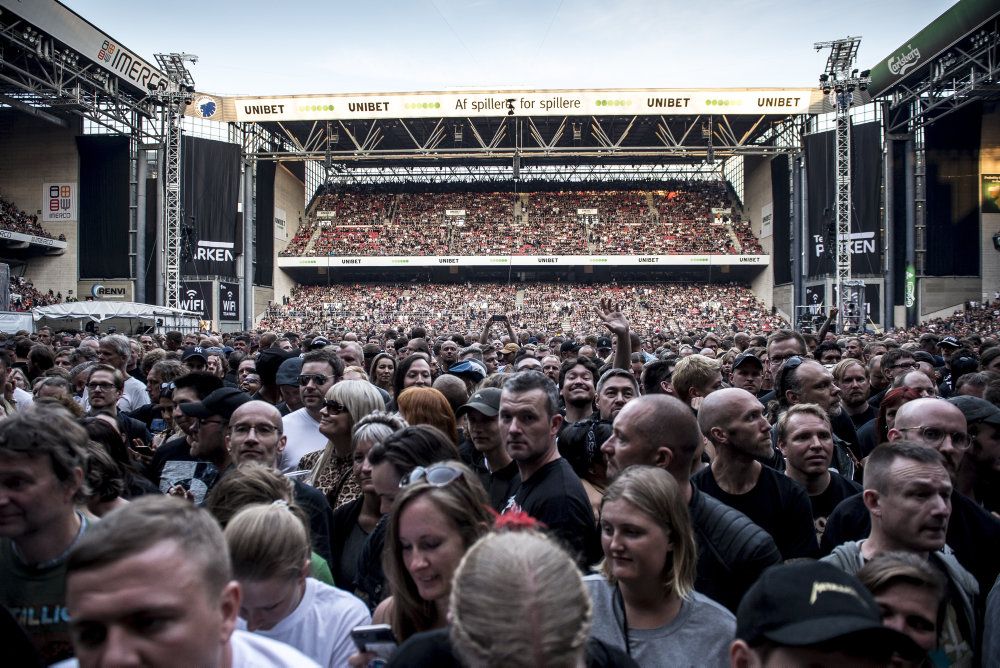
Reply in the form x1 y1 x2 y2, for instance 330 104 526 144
0 197 55 239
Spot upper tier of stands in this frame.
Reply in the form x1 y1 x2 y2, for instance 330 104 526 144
9 275 62 311
259 281 786 338
0 197 55 240
279 182 764 257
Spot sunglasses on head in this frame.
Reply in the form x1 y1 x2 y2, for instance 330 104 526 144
399 463 463 488
298 373 330 386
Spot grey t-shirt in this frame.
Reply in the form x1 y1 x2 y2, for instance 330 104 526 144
584 574 734 667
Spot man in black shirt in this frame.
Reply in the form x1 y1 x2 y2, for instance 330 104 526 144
777 404 861 546
602 394 781 612
499 371 600 567
833 358 875 428
694 388 818 560
146 372 223 487
455 388 520 512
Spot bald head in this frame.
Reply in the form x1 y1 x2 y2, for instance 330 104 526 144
602 394 701 481
889 398 968 480
697 387 755 436
893 398 965 433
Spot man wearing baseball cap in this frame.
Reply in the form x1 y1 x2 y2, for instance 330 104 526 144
730 351 765 397
177 387 252 482
730 561 924 666
181 346 209 373
951 395 1000 513
456 388 519 512
498 342 520 371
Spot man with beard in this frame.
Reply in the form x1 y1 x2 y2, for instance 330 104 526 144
146 372 223 487
279 349 343 472
729 351 765 398
85 365 150 446
694 388 818 560
950 396 1000 513
455 388 519 512
833 358 875 428
172 388 252 501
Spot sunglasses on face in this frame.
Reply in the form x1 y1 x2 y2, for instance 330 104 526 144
298 374 330 386
399 463 463 488
323 400 347 415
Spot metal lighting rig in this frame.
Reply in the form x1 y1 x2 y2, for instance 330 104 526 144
153 53 197 309
815 37 871 333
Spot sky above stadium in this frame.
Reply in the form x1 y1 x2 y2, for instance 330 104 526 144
62 0 958 95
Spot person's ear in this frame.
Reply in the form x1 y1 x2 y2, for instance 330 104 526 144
654 447 674 471
276 434 287 454
729 639 760 668
217 581 241 643
863 489 881 517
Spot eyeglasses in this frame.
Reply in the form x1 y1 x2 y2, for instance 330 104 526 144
399 463 463 488
230 423 278 437
197 418 225 428
323 400 347 415
889 361 919 371
298 373 330 386
86 382 117 391
897 426 971 450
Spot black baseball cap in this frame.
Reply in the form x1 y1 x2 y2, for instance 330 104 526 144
560 341 579 353
180 387 252 421
948 395 1000 427
737 561 923 661
732 351 764 370
939 336 961 349
596 337 613 350
182 346 208 362
309 336 331 349
456 388 501 417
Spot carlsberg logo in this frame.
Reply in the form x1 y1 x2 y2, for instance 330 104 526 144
888 45 921 76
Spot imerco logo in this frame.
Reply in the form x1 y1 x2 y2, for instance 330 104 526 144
96 40 165 91
47 185 73 219
888 44 921 76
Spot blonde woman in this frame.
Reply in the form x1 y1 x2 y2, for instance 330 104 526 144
585 466 734 665
297 380 385 508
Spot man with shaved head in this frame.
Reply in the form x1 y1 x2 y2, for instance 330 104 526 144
822 397 1000 594
222 400 334 564
602 394 780 612
693 388 818 560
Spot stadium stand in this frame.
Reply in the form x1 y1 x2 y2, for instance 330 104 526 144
9 275 62 311
0 196 55 239
258 281 786 337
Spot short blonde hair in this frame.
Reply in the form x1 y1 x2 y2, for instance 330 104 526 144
224 501 310 582
450 531 591 667
670 354 720 402
600 466 696 598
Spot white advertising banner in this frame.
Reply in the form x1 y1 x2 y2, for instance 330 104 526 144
760 203 773 239
185 88 825 123
275 207 288 241
41 182 77 222
278 254 769 269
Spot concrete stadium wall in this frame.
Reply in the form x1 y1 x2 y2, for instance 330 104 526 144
269 164 305 319
920 277 983 315
742 155 775 309
0 110 81 298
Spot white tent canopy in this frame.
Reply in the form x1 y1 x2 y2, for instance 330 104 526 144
32 301 201 333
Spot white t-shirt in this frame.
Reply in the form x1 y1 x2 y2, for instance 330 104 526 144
12 387 32 412
237 578 370 668
280 408 327 472
230 628 321 668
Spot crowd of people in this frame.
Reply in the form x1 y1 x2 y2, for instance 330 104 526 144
8 275 63 311
1 293 999 667
278 182 766 258
260 281 788 339
0 197 55 240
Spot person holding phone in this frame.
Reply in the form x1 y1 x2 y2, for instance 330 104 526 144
348 462 493 666
225 501 370 668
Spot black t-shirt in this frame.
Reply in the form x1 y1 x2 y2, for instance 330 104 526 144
848 404 877 429
821 490 1000 594
504 458 601 568
692 464 819 560
458 441 522 513
803 471 862 545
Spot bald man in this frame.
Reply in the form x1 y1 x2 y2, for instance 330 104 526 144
822 398 1000 594
693 388 818 560
602 395 780 612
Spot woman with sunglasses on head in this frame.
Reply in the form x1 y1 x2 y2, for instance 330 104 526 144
585 466 735 666
297 379 385 509
348 461 493 666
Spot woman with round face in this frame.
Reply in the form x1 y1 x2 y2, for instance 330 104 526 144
369 352 396 395
297 380 385 509
585 466 735 665
225 503 371 668
361 462 492 649
392 354 432 399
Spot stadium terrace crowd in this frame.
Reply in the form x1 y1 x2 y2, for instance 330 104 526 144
279 181 766 258
8 275 62 311
2 293 1000 667
0 196 56 240
259 281 788 337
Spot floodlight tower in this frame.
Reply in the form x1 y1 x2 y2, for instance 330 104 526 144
153 53 197 309
814 37 870 332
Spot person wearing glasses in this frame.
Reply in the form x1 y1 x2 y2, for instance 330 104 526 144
891 368 939 398
823 397 1000 598
279 349 344 472
585 466 735 665
297 380 385 509
84 364 151 448
822 442 978 667
867 348 918 411
348 461 493 666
